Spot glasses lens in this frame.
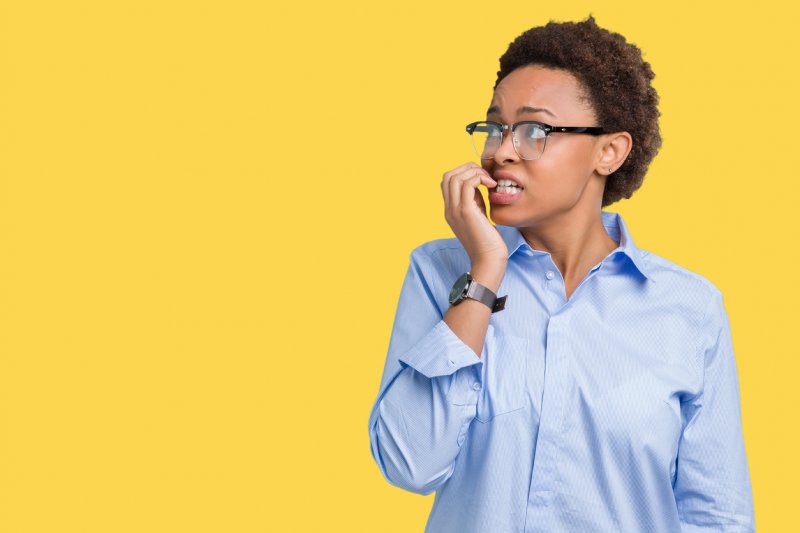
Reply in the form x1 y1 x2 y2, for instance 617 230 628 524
469 122 502 159
468 122 547 160
516 123 546 160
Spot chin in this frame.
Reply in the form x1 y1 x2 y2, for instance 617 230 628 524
487 206 519 225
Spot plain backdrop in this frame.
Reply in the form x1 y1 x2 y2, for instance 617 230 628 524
0 1 796 531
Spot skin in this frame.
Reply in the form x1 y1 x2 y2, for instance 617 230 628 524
482 64 633 300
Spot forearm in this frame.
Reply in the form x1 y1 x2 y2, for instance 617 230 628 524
443 260 507 358
372 361 479 494
368 255 505 495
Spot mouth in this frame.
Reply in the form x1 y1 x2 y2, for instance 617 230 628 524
488 186 524 204
487 171 525 202
489 184 525 193
489 179 525 194
490 171 526 191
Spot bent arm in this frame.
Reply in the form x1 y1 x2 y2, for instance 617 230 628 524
367 248 504 495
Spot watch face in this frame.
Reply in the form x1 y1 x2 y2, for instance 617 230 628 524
449 273 471 304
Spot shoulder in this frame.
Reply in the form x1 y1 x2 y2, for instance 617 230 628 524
410 236 469 265
639 248 725 322
641 249 722 295
408 236 471 285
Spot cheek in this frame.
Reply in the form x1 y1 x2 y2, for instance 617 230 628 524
525 143 595 196
546 136 597 166
523 160 587 201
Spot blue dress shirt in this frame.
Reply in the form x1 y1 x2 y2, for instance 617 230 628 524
367 211 754 532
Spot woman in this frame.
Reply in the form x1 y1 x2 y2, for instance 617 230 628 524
367 15 754 532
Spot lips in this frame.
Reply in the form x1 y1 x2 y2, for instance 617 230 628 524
490 171 525 189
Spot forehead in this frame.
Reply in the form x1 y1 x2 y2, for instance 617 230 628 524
489 65 594 121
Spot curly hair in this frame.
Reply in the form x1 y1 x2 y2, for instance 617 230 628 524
494 14 662 207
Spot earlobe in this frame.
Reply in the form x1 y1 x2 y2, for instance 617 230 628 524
597 131 632 176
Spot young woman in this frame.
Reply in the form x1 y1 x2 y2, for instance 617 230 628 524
368 15 754 532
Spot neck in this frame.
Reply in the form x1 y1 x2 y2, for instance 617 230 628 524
519 209 619 282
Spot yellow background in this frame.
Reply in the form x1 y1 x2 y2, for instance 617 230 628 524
0 1 795 531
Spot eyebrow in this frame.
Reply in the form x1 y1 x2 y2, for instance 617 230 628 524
486 105 556 118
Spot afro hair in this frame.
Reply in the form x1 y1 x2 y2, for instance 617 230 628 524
494 14 662 206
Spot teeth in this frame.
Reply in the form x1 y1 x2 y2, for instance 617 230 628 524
494 178 522 194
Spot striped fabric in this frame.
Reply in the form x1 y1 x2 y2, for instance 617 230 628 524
367 210 754 532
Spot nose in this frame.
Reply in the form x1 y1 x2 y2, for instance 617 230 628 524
493 126 520 163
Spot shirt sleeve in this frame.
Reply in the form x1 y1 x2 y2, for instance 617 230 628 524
367 247 485 495
673 288 755 531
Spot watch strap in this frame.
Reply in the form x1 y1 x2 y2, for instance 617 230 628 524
468 281 507 312
456 272 507 313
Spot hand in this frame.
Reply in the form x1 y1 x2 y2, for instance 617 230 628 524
441 162 509 266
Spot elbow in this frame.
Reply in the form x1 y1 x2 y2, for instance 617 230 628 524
402 468 453 495
369 413 453 496
374 440 452 495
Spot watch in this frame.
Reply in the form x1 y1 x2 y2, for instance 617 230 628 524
448 272 507 313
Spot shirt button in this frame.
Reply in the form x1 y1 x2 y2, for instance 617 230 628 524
545 270 555 279
472 382 481 390
448 360 455 366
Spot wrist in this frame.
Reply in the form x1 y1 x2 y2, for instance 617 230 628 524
469 263 506 294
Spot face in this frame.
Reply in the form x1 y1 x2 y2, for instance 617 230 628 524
483 65 617 225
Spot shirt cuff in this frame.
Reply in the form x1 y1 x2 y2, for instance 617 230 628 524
397 319 484 379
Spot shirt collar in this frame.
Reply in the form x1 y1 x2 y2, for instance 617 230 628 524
496 210 655 282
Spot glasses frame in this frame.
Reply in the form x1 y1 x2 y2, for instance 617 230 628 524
465 120 608 160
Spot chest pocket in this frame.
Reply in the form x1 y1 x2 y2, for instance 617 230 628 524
467 329 529 422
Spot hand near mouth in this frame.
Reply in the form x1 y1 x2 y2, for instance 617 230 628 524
441 162 509 265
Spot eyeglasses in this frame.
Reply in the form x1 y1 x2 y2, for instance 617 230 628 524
465 120 607 161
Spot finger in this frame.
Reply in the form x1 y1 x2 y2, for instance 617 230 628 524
454 168 486 211
462 165 497 188
474 187 487 217
449 168 463 210
443 161 481 182
443 163 480 205
453 167 496 208
459 173 484 213
476 166 498 188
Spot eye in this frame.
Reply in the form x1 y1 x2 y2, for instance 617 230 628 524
523 124 546 140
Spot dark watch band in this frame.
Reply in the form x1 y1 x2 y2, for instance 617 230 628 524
449 272 507 313
468 280 508 313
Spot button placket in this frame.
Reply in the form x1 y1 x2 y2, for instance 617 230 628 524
529 316 572 493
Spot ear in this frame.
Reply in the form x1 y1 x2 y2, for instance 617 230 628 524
594 131 632 176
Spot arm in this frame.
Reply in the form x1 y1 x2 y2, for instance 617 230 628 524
366 248 503 495
673 288 755 531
